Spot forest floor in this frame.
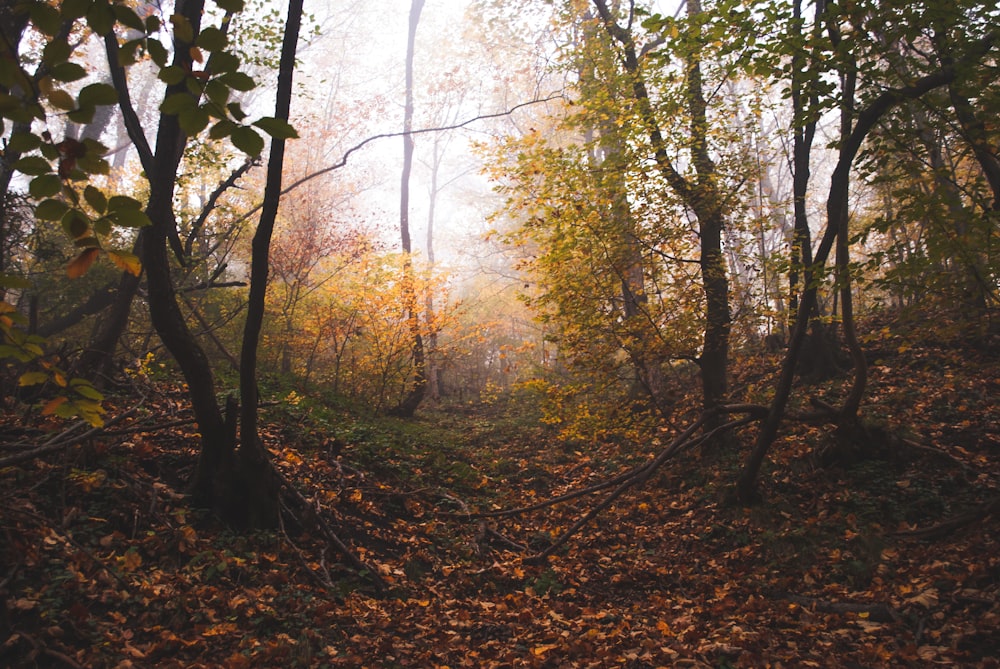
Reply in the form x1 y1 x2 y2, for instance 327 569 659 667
2 326 999 668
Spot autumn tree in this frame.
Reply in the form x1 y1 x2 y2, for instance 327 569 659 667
737 0 1000 501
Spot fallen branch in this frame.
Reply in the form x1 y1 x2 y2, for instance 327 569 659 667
900 437 978 475
275 468 389 593
277 499 337 591
894 497 1000 540
772 591 900 623
448 403 770 523
0 398 145 468
525 412 757 563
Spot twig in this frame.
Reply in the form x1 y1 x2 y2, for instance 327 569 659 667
4 507 131 590
277 499 336 591
900 437 978 475
524 411 758 563
275 469 389 593
0 398 145 468
481 523 528 553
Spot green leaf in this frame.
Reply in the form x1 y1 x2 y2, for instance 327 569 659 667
42 38 72 65
148 39 169 67
227 102 247 121
0 274 31 290
109 208 152 228
160 92 196 115
75 153 110 175
78 82 118 107
71 381 104 401
204 79 230 106
18 371 49 387
117 39 143 66
83 185 108 213
86 0 116 36
68 105 96 124
47 88 77 110
29 2 62 36
231 126 264 156
207 51 240 74
158 65 187 86
218 71 256 91
145 15 161 33
39 142 59 160
93 216 111 236
49 62 88 83
113 4 146 31
208 119 235 139
36 199 70 221
29 174 63 199
60 0 92 21
178 106 210 135
214 0 245 12
61 210 91 238
8 131 42 153
253 116 298 140
170 13 195 43
15 156 52 176
197 27 228 52
107 195 144 211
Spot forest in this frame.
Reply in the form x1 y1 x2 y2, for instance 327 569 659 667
1 0 998 666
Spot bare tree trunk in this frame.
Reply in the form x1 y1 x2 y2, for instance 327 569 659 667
390 0 428 418
235 0 304 528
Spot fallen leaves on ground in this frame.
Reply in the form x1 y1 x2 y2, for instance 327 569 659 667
1 334 998 668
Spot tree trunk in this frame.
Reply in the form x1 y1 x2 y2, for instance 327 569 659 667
235 0 304 529
391 0 428 418
737 49 977 503
592 0 731 426
130 0 237 513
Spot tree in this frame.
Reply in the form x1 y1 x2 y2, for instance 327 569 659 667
0 0 305 526
593 0 732 427
390 0 428 417
736 0 1000 502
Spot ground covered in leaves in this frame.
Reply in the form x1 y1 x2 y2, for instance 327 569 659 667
2 331 999 668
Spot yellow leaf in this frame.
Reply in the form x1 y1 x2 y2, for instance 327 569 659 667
106 249 142 276
531 644 558 656
48 88 76 110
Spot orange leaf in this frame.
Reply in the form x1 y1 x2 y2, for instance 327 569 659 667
123 550 142 571
67 248 100 279
41 396 68 415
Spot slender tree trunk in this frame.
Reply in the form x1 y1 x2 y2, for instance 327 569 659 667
391 0 428 418
235 0 304 528
832 42 866 426
592 0 730 425
737 52 976 503
424 156 440 402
